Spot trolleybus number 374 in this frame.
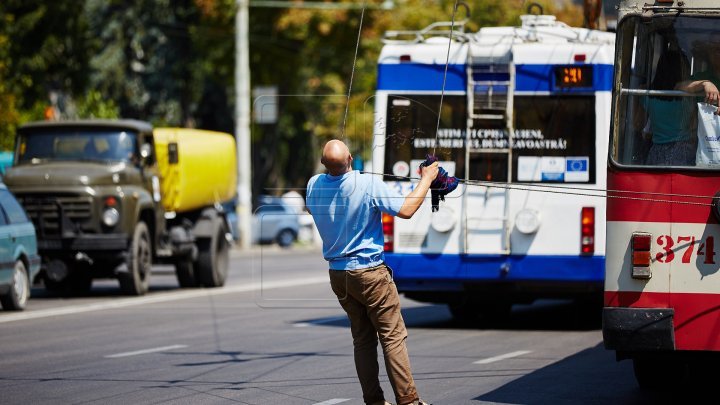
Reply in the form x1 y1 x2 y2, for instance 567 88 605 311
656 235 716 264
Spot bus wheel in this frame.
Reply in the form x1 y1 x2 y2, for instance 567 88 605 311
478 301 512 324
633 355 687 391
448 302 479 322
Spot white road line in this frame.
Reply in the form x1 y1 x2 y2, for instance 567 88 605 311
313 399 351 405
0 276 328 324
473 350 532 365
105 344 188 358
293 316 347 327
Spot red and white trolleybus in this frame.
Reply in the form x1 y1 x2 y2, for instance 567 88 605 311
603 0 720 389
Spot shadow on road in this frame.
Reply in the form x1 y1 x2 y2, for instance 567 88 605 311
294 299 602 332
475 343 653 404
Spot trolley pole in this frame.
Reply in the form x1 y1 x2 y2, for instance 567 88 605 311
236 0 252 249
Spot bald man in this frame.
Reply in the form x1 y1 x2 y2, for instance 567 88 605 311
306 140 438 405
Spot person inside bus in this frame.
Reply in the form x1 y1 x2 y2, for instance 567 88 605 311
677 32 720 115
641 49 695 166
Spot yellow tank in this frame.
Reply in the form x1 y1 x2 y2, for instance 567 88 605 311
153 128 237 213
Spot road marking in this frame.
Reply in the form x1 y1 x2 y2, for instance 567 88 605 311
0 276 328 324
105 344 188 358
293 316 347 327
473 350 532 364
313 399 351 405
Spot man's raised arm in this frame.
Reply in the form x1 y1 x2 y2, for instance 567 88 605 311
397 162 439 219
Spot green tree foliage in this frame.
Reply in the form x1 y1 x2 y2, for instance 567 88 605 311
0 0 93 149
85 0 199 125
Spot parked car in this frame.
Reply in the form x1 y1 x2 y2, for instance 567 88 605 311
253 196 300 247
0 183 40 310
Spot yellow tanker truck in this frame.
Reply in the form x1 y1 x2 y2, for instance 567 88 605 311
4 120 237 295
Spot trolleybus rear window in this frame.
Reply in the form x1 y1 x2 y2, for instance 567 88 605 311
612 15 720 168
384 94 596 183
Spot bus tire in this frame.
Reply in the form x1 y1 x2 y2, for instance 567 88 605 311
448 302 479 322
633 355 687 391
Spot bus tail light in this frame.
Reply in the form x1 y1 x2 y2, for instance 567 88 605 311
382 213 394 252
581 207 595 254
632 232 652 279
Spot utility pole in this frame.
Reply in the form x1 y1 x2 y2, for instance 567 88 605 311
234 0 394 249
235 0 252 249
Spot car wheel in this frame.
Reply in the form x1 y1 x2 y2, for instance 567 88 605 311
276 229 295 248
118 221 152 295
1 260 30 310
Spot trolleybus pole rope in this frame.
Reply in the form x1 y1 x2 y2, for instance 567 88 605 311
341 2 366 139
433 0 461 156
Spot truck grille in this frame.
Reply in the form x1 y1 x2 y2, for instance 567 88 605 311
15 194 93 236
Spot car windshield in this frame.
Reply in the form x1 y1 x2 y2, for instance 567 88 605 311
17 129 138 164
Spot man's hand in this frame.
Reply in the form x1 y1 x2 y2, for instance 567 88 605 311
420 161 439 184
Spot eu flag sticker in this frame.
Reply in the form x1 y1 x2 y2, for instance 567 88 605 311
565 157 589 182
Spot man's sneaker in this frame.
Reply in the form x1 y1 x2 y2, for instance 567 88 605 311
411 400 431 405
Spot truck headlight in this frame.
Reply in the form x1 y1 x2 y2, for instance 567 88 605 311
102 207 120 227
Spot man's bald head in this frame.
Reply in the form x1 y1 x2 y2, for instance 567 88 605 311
321 139 353 176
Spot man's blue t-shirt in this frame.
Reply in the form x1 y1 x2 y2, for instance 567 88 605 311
306 171 404 270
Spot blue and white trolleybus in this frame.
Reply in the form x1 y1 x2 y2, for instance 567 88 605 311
371 7 615 319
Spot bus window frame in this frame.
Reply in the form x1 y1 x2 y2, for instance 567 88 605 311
609 13 720 172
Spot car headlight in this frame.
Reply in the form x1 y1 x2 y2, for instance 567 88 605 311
102 207 120 227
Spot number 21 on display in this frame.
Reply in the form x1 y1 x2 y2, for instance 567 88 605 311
656 235 716 264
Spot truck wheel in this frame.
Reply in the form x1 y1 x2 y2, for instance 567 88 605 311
175 259 199 288
196 217 229 288
118 221 152 295
0 261 30 310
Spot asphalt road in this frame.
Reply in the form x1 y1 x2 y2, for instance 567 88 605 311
0 246 675 404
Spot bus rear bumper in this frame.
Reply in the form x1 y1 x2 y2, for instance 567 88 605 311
385 253 604 287
602 307 675 352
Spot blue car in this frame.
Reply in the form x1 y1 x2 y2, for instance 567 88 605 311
0 183 40 310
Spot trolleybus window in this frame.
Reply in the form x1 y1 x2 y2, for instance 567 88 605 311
512 95 596 184
612 15 720 168
384 95 467 180
384 94 597 183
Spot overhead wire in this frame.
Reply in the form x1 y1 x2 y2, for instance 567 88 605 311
432 0 461 156
340 1 366 139
359 171 719 207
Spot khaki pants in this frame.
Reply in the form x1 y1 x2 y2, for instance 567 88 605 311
329 264 419 405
